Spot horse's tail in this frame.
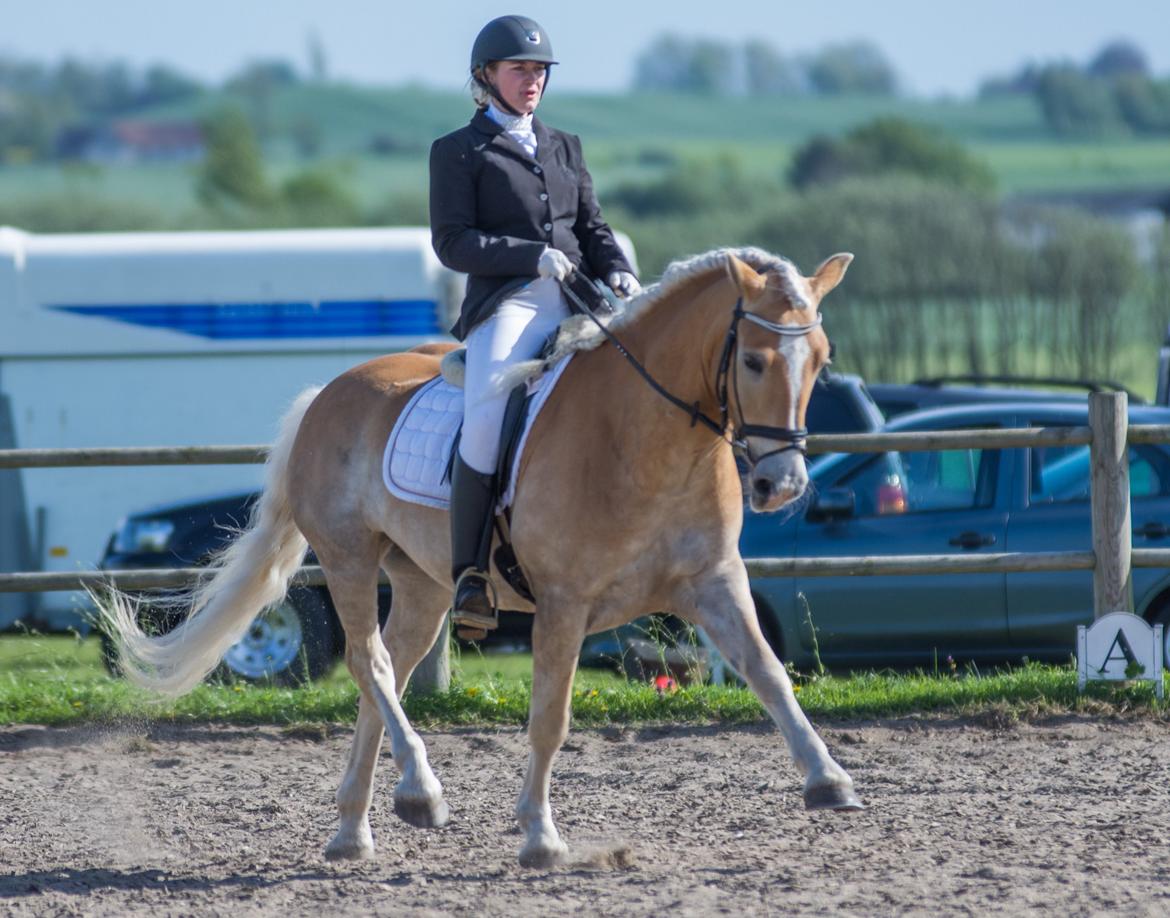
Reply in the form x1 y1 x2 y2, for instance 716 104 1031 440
98 385 323 698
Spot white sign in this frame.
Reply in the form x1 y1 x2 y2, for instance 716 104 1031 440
1077 612 1164 699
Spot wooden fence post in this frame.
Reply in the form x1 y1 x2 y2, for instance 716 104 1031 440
410 613 451 693
1089 392 1133 617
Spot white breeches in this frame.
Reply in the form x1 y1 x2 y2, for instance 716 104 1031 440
459 277 570 474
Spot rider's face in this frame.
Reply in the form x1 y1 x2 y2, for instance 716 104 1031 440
488 60 547 114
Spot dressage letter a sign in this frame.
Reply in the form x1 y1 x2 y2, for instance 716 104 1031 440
1077 612 1164 699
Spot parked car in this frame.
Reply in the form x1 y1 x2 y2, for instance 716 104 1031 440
867 375 1142 420
738 401 1170 671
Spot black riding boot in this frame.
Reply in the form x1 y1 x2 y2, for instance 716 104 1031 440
450 455 498 638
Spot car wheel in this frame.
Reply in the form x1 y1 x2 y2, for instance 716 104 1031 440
218 587 335 685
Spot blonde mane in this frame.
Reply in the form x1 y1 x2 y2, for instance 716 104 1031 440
492 246 806 392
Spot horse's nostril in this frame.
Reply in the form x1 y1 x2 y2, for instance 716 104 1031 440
752 478 772 499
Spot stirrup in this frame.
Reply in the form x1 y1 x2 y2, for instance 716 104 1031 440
451 568 499 640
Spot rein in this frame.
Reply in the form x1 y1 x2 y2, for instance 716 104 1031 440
557 272 822 469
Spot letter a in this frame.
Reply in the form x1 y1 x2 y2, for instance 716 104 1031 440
1096 628 1139 676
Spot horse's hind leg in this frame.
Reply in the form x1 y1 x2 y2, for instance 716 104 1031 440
688 563 863 811
515 602 585 868
322 552 449 835
326 552 451 860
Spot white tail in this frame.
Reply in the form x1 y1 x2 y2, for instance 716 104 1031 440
98 386 323 697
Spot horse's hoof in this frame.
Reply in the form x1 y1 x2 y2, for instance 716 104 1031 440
394 795 451 829
324 834 376 861
804 782 865 812
518 839 568 869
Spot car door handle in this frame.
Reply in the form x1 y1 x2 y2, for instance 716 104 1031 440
1134 521 1169 540
948 531 997 549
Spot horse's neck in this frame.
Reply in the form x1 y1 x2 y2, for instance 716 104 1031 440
617 267 737 431
565 266 741 503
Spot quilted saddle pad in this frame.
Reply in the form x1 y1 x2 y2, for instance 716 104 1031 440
381 355 572 511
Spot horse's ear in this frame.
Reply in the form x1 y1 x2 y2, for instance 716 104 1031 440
809 253 854 300
726 254 766 299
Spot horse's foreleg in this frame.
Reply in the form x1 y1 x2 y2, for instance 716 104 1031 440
515 607 584 867
688 564 863 811
327 558 451 860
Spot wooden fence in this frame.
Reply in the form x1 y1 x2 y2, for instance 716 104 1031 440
2 392 1169 688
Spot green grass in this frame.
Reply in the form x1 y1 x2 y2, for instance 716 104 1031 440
1 634 1166 728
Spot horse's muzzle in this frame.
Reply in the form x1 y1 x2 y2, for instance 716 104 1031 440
748 453 808 513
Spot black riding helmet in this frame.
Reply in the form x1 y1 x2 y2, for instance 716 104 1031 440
470 15 557 115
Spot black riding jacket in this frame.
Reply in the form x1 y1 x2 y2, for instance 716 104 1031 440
429 109 635 340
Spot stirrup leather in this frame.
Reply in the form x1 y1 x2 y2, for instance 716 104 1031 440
451 568 499 631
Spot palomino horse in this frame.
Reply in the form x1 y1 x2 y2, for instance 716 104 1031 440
103 246 862 868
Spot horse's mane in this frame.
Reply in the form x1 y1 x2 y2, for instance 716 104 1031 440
492 246 805 392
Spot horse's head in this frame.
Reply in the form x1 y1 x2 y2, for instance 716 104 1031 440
726 252 853 512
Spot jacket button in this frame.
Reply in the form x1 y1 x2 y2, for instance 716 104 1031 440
533 166 542 174
543 222 552 231
540 193 548 201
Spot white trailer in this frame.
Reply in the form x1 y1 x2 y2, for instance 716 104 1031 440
0 226 465 629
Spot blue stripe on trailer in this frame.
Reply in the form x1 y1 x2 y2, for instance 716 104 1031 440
50 300 444 338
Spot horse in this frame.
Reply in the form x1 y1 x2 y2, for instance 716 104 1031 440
102 246 863 869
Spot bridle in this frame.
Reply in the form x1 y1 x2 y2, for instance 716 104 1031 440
721 306 823 465
558 271 823 472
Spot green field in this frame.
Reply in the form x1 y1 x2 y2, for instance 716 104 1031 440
1 86 1167 221
2 634 1165 728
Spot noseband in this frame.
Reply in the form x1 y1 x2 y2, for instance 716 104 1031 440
559 275 823 472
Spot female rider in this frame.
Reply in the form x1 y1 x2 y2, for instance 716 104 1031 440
429 14 639 635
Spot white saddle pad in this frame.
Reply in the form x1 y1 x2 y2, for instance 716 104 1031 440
382 355 572 511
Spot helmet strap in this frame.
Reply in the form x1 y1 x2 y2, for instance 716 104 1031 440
487 81 524 117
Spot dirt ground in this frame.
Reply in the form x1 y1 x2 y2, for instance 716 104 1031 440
2 715 1169 917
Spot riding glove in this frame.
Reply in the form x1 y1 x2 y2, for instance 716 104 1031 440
607 270 642 298
537 247 574 281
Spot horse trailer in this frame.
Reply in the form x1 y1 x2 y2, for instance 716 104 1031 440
0 225 467 630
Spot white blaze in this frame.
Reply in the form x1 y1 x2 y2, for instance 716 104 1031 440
778 334 812 430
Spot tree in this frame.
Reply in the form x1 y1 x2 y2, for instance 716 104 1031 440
1087 40 1149 80
634 35 697 91
806 42 897 95
744 41 800 95
195 108 273 210
1112 75 1170 134
788 117 995 192
1034 65 1121 136
141 65 203 107
632 34 736 94
279 170 358 226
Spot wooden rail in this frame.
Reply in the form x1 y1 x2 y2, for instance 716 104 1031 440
6 549 1170 595
0 425 1108 467
0 395 1165 624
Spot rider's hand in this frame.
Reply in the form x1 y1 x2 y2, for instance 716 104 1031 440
607 270 641 298
537 247 574 281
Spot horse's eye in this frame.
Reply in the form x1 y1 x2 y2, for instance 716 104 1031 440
743 353 765 374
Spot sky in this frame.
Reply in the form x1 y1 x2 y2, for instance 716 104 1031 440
3 0 1169 97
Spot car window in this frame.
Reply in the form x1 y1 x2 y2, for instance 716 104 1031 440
833 445 997 517
1032 444 1166 503
834 453 907 517
806 387 859 434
